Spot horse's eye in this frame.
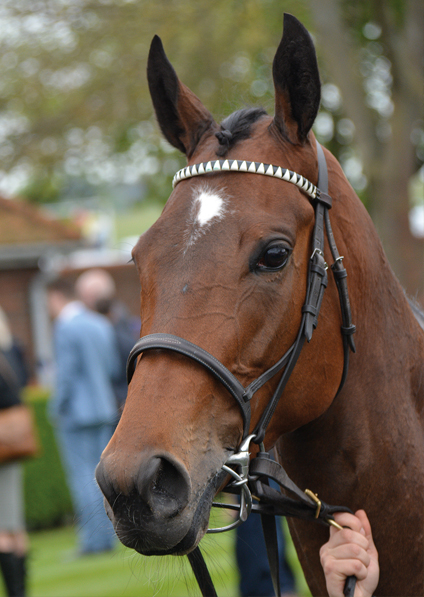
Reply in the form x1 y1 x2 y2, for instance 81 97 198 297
257 244 291 271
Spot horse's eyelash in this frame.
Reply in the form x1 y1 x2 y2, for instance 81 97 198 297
127 257 135 265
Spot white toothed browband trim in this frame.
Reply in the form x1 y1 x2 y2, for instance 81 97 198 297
172 159 317 199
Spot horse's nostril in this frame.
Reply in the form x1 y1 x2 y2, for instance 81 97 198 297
95 460 118 508
137 455 191 518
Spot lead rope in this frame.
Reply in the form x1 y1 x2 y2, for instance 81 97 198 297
192 441 357 597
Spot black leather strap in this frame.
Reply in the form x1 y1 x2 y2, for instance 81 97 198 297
248 452 356 597
252 325 306 444
344 575 357 597
187 547 217 597
249 454 352 523
260 511 281 597
316 142 355 357
316 143 356 399
127 333 251 437
324 210 356 354
242 344 295 401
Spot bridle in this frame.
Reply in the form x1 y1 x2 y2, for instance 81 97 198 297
127 141 357 597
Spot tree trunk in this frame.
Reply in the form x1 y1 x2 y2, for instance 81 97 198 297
371 94 424 300
309 0 424 301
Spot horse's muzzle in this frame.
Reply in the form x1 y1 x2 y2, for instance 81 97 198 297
96 451 197 554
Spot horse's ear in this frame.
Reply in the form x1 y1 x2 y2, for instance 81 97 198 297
147 36 216 157
272 14 321 144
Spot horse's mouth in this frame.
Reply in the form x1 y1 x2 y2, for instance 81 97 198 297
105 497 207 556
104 468 228 556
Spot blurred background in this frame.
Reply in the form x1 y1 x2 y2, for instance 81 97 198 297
0 0 422 595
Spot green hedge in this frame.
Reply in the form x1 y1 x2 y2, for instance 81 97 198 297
22 387 74 530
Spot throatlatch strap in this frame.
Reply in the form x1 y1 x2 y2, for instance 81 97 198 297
252 143 331 445
316 142 356 397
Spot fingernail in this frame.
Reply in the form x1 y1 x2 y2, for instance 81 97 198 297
360 527 365 535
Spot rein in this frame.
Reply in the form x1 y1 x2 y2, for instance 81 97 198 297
127 142 357 597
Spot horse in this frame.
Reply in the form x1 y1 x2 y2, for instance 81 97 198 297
96 13 424 595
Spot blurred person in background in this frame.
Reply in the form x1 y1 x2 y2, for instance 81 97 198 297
236 513 297 597
47 278 119 556
0 307 29 596
75 269 140 411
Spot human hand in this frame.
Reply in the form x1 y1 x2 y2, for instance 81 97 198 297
319 510 379 597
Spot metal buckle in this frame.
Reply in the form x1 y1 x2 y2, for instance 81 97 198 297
304 489 321 518
327 518 344 531
311 248 323 260
207 434 256 534
305 489 345 530
310 248 328 270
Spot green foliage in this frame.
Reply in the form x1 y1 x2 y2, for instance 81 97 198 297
113 126 134 154
342 0 406 34
22 388 74 530
114 203 163 240
21 172 64 204
0 0 310 202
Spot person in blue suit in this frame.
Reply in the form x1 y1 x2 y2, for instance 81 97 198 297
236 512 297 597
47 278 120 555
74 268 140 412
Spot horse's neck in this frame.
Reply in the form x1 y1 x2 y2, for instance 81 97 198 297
280 299 424 594
294 192 424 487
278 192 424 595
345 202 424 428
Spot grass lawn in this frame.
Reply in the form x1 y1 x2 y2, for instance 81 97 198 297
0 519 311 597
26 525 237 597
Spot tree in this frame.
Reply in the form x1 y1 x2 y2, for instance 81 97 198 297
0 0 309 202
0 0 422 297
308 0 424 299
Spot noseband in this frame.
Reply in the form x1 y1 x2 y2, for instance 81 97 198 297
126 141 357 597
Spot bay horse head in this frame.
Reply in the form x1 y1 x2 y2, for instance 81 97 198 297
97 11 344 555
96 13 424 596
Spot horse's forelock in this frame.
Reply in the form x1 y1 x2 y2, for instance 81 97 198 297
215 107 268 156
